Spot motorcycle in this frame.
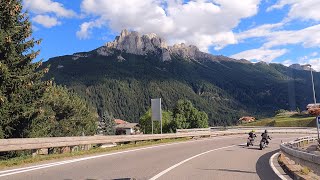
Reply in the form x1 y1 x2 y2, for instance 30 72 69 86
259 138 268 150
247 137 255 146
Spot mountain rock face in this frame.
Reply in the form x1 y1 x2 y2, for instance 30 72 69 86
105 29 167 55
94 29 243 63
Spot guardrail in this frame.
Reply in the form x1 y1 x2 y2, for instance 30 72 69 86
0 132 218 152
176 128 211 133
0 128 317 154
176 127 318 133
280 136 320 175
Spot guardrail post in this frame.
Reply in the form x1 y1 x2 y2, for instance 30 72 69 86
71 146 79 152
38 148 48 155
60 146 71 154
84 144 91 151
31 149 37 157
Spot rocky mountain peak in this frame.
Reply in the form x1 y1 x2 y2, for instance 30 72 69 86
96 29 246 63
169 43 201 59
105 29 167 55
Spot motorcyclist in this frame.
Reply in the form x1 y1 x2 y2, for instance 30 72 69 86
261 129 271 145
247 130 256 146
248 130 256 139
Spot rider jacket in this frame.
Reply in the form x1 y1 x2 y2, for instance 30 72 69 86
261 133 270 139
249 132 256 138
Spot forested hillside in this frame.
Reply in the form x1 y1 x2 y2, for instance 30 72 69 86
44 46 320 126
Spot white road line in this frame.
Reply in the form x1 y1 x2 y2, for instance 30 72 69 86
269 152 289 180
149 144 243 180
0 135 245 178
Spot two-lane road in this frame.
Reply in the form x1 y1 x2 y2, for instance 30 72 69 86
1 134 301 180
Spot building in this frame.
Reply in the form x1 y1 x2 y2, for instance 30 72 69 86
115 123 141 135
239 116 256 123
306 103 320 110
114 119 128 125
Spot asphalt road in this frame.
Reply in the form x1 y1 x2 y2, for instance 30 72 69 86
0 134 302 180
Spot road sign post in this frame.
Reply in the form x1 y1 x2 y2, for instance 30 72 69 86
151 98 162 134
317 116 320 140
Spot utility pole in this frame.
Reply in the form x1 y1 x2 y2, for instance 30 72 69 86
305 64 319 140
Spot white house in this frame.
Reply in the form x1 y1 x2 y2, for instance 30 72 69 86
115 123 140 135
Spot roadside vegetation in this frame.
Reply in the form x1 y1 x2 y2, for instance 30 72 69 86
0 0 97 139
139 100 209 134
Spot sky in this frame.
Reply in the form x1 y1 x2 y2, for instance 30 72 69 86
23 0 320 71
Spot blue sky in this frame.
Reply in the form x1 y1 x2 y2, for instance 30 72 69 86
23 0 320 70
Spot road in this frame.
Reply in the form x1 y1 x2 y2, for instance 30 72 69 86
0 134 302 180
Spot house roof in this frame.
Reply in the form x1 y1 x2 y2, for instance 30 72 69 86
114 119 128 125
239 116 255 121
307 103 320 109
115 123 139 129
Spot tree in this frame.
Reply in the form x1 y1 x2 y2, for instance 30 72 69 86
173 100 209 129
139 109 175 134
275 109 288 116
27 85 97 137
98 111 116 135
0 0 50 138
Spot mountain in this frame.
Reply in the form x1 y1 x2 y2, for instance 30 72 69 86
43 30 320 125
289 64 313 71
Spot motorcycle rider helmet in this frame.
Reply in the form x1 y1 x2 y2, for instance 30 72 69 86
264 129 268 133
251 130 255 132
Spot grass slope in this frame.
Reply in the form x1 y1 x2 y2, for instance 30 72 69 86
243 114 316 127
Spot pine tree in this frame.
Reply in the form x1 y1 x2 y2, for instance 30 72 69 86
98 111 116 135
29 85 98 137
0 0 50 138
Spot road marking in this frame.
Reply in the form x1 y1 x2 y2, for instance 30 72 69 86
0 135 246 178
269 152 288 180
149 144 242 180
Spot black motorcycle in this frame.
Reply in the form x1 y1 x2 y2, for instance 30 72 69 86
259 138 269 150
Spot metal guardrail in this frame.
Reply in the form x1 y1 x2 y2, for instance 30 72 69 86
176 128 211 133
176 127 318 133
0 128 317 153
0 132 226 152
280 136 320 175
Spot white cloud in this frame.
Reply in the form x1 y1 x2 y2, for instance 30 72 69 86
231 48 288 63
233 1 320 65
24 0 76 17
308 58 320 71
267 0 320 21
311 52 318 57
237 23 320 49
77 0 261 51
76 19 104 39
236 23 283 41
297 57 320 71
32 15 61 28
282 59 293 66
263 24 320 48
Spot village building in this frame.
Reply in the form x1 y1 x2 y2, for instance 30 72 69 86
238 116 256 123
114 119 141 135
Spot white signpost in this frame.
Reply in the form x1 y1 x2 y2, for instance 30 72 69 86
151 98 162 134
317 116 320 140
